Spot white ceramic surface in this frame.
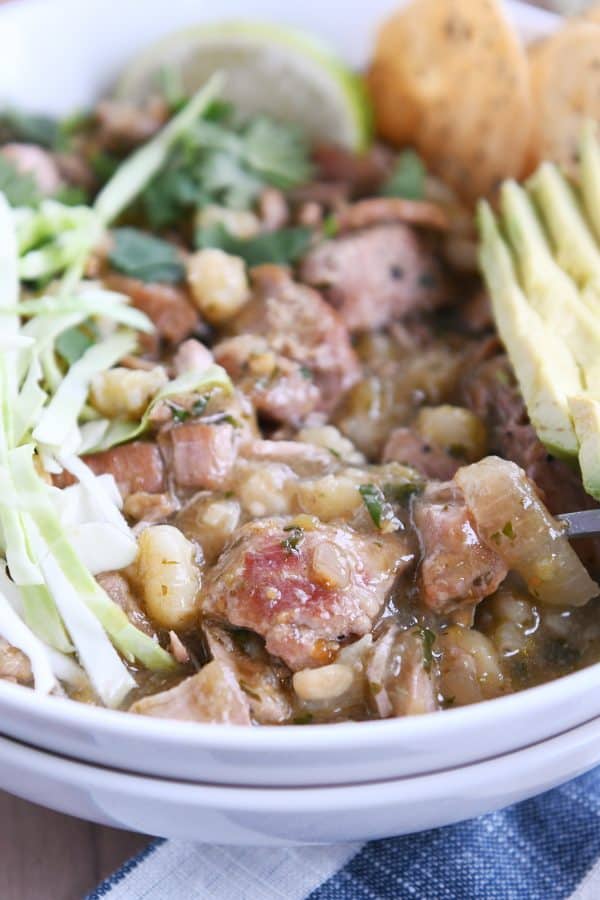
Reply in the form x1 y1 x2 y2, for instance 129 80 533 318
1 714 600 845
0 0 586 795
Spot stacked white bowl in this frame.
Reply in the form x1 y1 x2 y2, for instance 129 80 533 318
1 0 595 845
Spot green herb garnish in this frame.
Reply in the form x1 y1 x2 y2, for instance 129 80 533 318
359 483 385 529
414 626 436 671
168 403 190 423
0 156 41 207
192 396 208 416
281 525 304 555
140 111 312 228
380 149 425 201
109 227 185 283
0 109 59 148
382 481 423 504
55 323 97 365
196 223 312 267
293 713 314 725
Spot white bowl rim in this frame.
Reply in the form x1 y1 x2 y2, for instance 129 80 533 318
0 0 578 760
0 657 598 752
1 710 599 810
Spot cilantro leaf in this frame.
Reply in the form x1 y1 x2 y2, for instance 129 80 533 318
242 117 312 188
109 228 185 283
359 483 385 529
0 156 41 207
0 109 59 148
138 111 313 228
281 525 304 555
195 223 312 266
381 149 425 201
55 325 96 365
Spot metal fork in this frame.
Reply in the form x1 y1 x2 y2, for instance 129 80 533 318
558 510 600 538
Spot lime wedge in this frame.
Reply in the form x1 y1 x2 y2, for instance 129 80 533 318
115 20 372 151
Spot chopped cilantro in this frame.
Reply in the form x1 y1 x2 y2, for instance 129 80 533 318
299 365 313 380
139 110 312 228
328 447 342 460
491 520 516 544
322 214 339 238
53 184 90 206
90 150 121 184
243 116 312 188
55 323 97 365
109 228 185 283
293 713 313 725
359 483 385 529
414 626 436 671
168 403 191 423
0 108 59 148
502 520 515 540
0 156 41 207
192 396 208 416
196 223 312 266
383 481 422 504
281 525 304 555
380 149 425 201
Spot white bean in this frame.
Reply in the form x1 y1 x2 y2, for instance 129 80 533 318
90 366 167 419
186 248 249 324
293 664 354 702
136 525 200 630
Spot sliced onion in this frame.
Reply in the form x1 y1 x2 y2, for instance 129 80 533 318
456 456 598 607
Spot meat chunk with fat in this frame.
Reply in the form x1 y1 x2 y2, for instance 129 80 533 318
158 421 239 491
0 638 32 685
95 98 168 151
96 571 156 638
413 482 508 615
311 142 393 196
229 265 360 413
54 442 165 499
214 334 321 426
383 428 460 481
366 625 438 718
104 273 199 344
202 517 413 670
300 224 448 332
129 662 251 724
1 143 62 194
204 625 293 724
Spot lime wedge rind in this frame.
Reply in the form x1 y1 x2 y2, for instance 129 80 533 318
115 19 372 151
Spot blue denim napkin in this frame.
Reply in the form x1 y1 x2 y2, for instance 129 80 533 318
87 766 600 900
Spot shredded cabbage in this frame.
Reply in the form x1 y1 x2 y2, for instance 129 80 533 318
33 330 138 453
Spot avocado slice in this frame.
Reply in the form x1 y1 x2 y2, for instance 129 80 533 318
580 120 600 246
478 201 580 458
569 395 600 501
500 180 600 396
528 162 600 293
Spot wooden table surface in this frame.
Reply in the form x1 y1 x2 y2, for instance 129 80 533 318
0 790 148 900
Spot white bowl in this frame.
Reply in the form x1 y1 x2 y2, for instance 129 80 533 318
1 714 599 844
0 0 584 795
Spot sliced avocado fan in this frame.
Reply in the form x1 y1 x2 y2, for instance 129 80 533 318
477 202 580 459
477 122 600 501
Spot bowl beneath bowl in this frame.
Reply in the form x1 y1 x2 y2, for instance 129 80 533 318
1 712 600 844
